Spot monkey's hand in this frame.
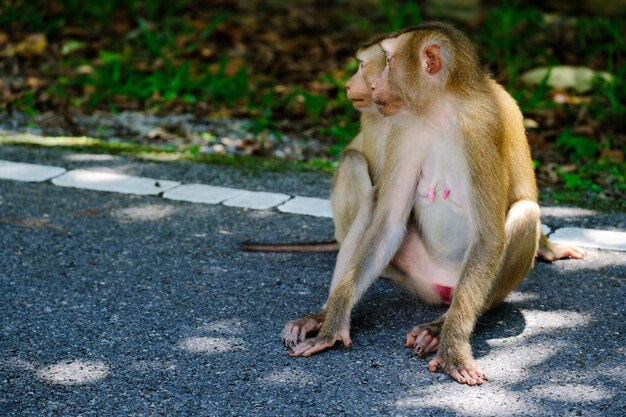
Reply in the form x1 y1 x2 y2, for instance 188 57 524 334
288 325 352 357
427 349 487 386
282 312 325 349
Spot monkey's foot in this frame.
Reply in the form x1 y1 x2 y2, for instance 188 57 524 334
282 313 325 349
288 327 351 357
428 354 487 386
538 242 586 263
405 324 441 356
405 315 445 356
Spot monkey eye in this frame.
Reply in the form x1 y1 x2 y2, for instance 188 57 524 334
385 54 391 65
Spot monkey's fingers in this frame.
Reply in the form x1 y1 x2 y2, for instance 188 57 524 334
282 317 323 348
288 337 337 357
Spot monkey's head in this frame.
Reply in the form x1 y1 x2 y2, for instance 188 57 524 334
346 43 386 114
372 22 482 116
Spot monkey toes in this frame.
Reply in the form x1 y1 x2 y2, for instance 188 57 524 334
538 243 587 263
405 317 445 356
428 355 487 386
406 327 439 356
282 316 324 348
288 328 352 357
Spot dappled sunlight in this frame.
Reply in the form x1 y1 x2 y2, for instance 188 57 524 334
518 309 589 338
540 206 597 218
177 336 243 354
113 204 178 222
36 360 109 386
63 153 120 162
258 368 318 385
505 291 540 303
395 309 594 414
487 309 589 347
482 340 564 381
394 382 541 416
530 383 613 402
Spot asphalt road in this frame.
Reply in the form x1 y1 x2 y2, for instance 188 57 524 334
1 146 625 416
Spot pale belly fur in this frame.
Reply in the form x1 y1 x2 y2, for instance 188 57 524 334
391 137 472 305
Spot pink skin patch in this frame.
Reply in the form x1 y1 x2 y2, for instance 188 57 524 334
428 185 436 203
434 284 454 305
443 186 450 200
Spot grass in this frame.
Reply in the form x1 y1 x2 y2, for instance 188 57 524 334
0 133 336 174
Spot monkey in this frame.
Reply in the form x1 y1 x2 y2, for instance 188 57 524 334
284 22 557 386
281 30 584 363
241 39 585 263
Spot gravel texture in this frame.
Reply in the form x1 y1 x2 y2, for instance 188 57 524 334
1 145 625 416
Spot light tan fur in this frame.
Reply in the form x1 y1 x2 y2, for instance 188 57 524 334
283 23 585 385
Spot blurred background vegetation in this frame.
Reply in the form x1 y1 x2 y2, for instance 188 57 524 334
0 0 624 209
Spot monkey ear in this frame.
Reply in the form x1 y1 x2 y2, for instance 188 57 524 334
423 44 442 76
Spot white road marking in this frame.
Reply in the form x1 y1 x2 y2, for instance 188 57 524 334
1 159 624 251
277 196 333 218
222 190 291 210
550 227 626 252
51 169 179 195
0 160 66 182
163 184 245 204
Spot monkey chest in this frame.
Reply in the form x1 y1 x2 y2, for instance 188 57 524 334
414 146 472 264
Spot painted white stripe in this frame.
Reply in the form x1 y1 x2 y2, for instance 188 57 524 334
51 169 179 195
222 191 290 210
2 159 624 247
277 196 333 218
163 184 245 204
0 160 66 182
550 227 626 251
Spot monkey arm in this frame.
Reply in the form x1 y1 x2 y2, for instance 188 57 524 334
320 140 423 340
327 186 376 295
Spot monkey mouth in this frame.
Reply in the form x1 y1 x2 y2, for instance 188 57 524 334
351 99 371 108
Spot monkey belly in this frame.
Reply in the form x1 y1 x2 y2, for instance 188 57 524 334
391 226 463 305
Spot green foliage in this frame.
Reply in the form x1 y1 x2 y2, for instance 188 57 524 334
2 0 625 209
556 130 600 161
380 0 422 31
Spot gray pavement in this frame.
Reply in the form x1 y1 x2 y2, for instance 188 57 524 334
1 145 625 416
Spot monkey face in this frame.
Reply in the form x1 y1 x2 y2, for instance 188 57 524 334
371 62 404 117
345 65 373 110
347 46 387 113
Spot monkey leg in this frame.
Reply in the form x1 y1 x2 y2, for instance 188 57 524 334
405 313 446 356
486 201 542 308
282 310 326 349
331 149 373 244
537 233 586 262
429 200 540 385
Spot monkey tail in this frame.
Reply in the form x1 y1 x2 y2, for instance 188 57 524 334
240 241 339 252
